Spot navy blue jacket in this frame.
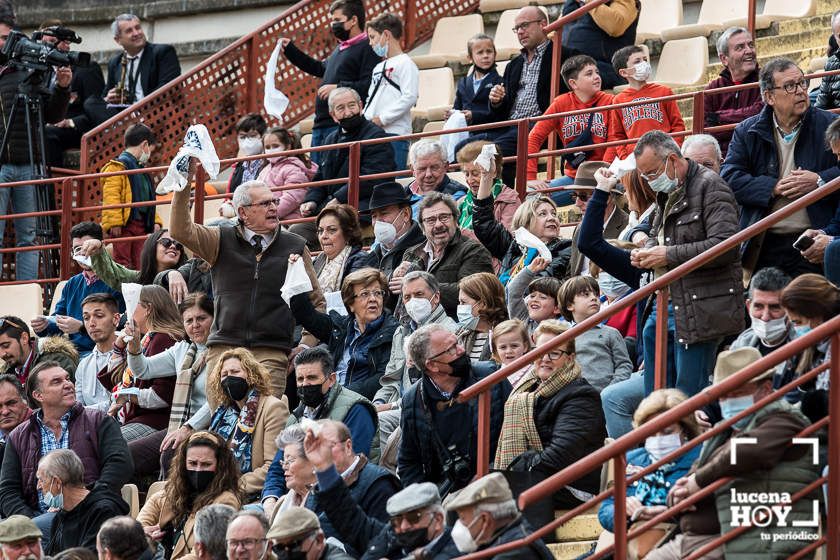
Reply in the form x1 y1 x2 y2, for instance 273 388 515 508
721 105 840 255
454 68 503 126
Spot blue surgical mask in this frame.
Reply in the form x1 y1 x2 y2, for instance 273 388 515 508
43 479 64 510
719 395 754 430
373 39 388 58
794 324 812 338
648 157 678 193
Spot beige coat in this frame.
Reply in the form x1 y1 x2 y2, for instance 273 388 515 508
239 395 288 497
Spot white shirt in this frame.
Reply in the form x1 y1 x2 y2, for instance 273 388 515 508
126 48 145 102
76 347 115 413
364 53 419 136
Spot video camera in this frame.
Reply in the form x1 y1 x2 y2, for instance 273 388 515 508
0 29 90 73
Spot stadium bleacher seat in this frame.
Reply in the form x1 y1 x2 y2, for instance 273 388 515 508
411 67 456 122
724 0 817 29
146 480 166 503
654 36 710 88
496 59 510 76
300 133 312 149
49 280 67 315
121 484 140 518
412 14 485 69
203 199 227 224
494 7 550 60
298 118 315 135
0 283 43 320
660 0 747 42
478 0 530 13
157 200 172 229
636 0 683 42
422 121 445 142
808 55 828 92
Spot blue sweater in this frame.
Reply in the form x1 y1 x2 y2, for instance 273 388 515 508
37 273 126 355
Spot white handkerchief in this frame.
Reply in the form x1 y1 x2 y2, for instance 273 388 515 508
264 42 290 119
73 254 92 268
281 258 313 306
608 153 636 179
441 110 469 162
121 283 142 324
156 124 220 194
514 227 552 261
475 143 498 172
325 291 348 316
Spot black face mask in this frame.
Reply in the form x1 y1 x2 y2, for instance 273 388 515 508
298 383 327 408
395 527 431 551
447 353 471 379
221 376 249 402
330 21 351 41
186 469 214 493
338 113 365 132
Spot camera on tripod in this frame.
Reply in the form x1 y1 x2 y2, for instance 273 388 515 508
0 30 90 74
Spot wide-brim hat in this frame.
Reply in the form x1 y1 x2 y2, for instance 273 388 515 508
572 161 608 188
712 347 774 386
365 181 414 212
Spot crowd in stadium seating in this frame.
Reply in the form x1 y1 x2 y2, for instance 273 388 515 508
1 0 840 559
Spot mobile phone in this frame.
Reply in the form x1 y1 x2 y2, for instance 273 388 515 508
792 234 815 252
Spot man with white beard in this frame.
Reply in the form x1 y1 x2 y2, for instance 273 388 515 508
0 516 43 560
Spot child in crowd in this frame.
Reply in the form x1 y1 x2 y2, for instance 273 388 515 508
559 275 633 391
448 34 503 127
490 319 532 387
527 55 614 202
227 113 267 193
364 13 419 170
604 45 685 162
256 127 318 222
506 264 563 333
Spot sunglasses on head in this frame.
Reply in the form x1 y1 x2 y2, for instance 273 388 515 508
0 317 26 332
157 238 184 252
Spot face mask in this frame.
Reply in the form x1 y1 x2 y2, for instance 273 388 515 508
450 518 479 554
330 21 350 41
633 61 652 82
238 136 263 156
338 113 365 132
43 479 63 510
648 157 678 193
394 527 431 551
221 376 249 402
751 316 788 344
598 272 631 300
298 382 328 408
446 353 472 379
186 469 215 493
265 146 287 165
794 324 812 338
374 217 398 247
644 433 682 462
405 298 433 324
457 304 476 323
373 38 389 58
138 147 151 165
719 395 754 430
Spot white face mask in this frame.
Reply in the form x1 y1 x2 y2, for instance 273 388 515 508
648 157 678 193
238 136 263 156
457 303 476 323
138 146 151 165
405 297 433 324
374 213 403 247
644 432 682 462
265 146 286 164
450 518 479 554
633 61 652 82
751 315 788 345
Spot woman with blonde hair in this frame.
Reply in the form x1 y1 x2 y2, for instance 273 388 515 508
455 140 519 232
206 347 287 502
457 272 508 361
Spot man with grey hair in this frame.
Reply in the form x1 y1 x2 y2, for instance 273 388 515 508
703 26 762 156
681 134 722 174
226 511 271 560
193 504 236 560
406 139 467 201
722 57 840 278
170 170 324 399
398 323 510 491
627 130 743 398
85 14 180 126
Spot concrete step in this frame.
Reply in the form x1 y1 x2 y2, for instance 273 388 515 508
703 46 827 83
778 13 833 35
554 512 603 542
817 0 837 15
548 540 597 560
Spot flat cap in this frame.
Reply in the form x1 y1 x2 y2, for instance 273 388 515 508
0 516 41 543
267 507 320 541
445 472 513 511
386 482 441 517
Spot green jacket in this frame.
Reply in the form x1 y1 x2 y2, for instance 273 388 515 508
91 250 140 291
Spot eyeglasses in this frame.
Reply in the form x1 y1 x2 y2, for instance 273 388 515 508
390 510 431 529
639 157 669 182
421 213 453 227
353 289 385 301
226 538 267 550
273 535 313 555
280 455 299 468
245 198 281 209
772 78 808 95
512 19 542 32
429 342 459 361
540 349 572 361
157 238 184 252
569 192 590 203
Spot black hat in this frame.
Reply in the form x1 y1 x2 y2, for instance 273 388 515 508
366 181 414 212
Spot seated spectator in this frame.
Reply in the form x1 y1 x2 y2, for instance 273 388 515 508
268 507 354 560
705 27 762 156
665 348 818 559
558 276 632 390
266 425 317 519
681 134 722 174
40 449 128 554
616 169 656 243
597 389 700 538
447 34 503 129
0 375 31 462
312 205 370 297
207 348 286 501
192 504 236 560
816 10 840 110
394 192 494 317
110 285 184 441
364 13 419 169
0 516 45 560
445 472 553 558
0 317 79 384
527 55 614 198
489 319 532 387
228 113 268 193
289 266 398 400
299 420 400 552
225 511 270 560
506 273 562 334
0 362 132 545
457 272 508 361
100 124 163 269
257 128 318 222
604 46 685 162
97 517 154 560
399 323 511 493
127 292 215 477
806 120 840 279
75 294 121 411
138 431 240 559
456 141 518 235
31 222 125 356
722 57 840 279
473 190 571 285
494 320 605 508
154 255 214 303
405 140 467 210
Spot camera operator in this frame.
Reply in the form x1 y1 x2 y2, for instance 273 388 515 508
0 16 71 281
39 20 104 167
398 324 511 495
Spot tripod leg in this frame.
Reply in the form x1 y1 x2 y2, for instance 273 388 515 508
31 96 58 281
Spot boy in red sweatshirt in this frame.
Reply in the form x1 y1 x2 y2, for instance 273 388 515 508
527 54 614 205
604 45 685 162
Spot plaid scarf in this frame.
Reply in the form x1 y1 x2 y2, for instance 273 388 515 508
494 360 581 469
108 333 152 424
210 388 260 474
458 179 503 230
167 343 207 433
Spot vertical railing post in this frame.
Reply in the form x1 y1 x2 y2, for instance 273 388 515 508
515 119 530 200
247 36 259 114
654 287 669 390
59 178 73 280
692 91 705 134
476 391 491 478
348 142 361 209
546 31 563 181
194 164 206 225
827 333 840 559
747 0 756 39
613 453 628 560
404 0 417 48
